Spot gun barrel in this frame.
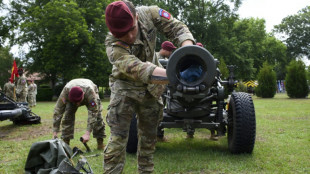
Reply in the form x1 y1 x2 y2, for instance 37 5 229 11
166 45 217 93
0 108 23 121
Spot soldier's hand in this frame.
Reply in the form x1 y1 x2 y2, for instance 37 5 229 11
81 131 90 143
52 132 58 139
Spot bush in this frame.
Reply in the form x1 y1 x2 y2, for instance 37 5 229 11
104 87 111 96
54 83 65 97
285 60 309 98
37 85 53 101
255 62 277 98
99 90 104 99
218 58 229 79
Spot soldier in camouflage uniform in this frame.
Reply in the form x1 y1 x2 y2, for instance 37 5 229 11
16 68 28 102
3 79 16 100
27 80 36 107
104 1 195 173
52 78 106 150
33 81 37 106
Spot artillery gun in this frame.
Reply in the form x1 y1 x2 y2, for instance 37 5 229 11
127 45 256 154
0 91 41 124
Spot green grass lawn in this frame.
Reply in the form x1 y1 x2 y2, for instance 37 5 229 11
0 93 309 173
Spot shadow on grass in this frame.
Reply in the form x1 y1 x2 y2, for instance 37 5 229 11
0 121 49 141
0 123 20 139
157 138 227 152
154 137 254 164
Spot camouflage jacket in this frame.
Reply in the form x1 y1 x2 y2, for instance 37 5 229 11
34 84 37 95
3 82 15 97
105 6 195 101
16 75 28 95
53 79 101 132
28 84 36 96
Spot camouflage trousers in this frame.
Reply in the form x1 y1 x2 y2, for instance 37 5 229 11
17 92 27 102
5 93 15 100
34 95 36 106
27 94 35 107
61 102 106 140
104 92 163 174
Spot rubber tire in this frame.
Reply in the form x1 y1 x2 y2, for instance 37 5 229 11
227 92 256 154
126 114 138 153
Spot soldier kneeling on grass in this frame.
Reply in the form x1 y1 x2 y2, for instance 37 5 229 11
52 78 106 150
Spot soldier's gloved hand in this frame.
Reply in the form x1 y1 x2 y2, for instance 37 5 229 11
81 131 90 143
52 132 58 139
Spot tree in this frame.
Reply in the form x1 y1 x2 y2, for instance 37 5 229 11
218 57 229 79
0 46 14 86
262 35 290 80
274 6 310 59
0 1 10 47
285 60 309 98
255 62 277 98
76 0 112 89
307 66 310 87
8 0 112 93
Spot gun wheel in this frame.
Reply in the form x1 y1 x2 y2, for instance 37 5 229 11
227 92 256 154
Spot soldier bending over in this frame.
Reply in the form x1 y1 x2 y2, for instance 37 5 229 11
52 78 106 150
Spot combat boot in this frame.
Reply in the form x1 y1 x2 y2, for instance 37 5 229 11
97 138 104 150
63 138 70 145
210 130 219 141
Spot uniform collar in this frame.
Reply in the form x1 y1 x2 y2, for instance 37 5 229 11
133 21 144 45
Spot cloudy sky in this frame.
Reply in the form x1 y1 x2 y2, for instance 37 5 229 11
238 0 309 32
237 0 309 65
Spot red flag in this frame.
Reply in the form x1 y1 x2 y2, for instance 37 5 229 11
10 60 19 83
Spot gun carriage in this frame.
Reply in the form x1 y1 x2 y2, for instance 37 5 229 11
127 45 256 154
0 91 41 125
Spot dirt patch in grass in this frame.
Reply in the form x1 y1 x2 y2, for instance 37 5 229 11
0 120 52 141
0 120 88 141
256 134 267 142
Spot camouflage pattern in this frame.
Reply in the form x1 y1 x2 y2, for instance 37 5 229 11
53 79 105 140
104 5 194 174
27 83 36 107
3 82 15 99
33 83 37 106
16 75 28 102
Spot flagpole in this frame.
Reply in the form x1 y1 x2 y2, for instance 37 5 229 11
13 76 16 101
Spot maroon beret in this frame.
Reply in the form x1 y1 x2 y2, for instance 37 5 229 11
161 41 176 51
196 42 204 47
105 1 134 38
69 86 84 103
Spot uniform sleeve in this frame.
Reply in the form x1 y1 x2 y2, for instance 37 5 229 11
52 88 68 132
106 45 157 84
149 6 195 46
85 88 101 132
